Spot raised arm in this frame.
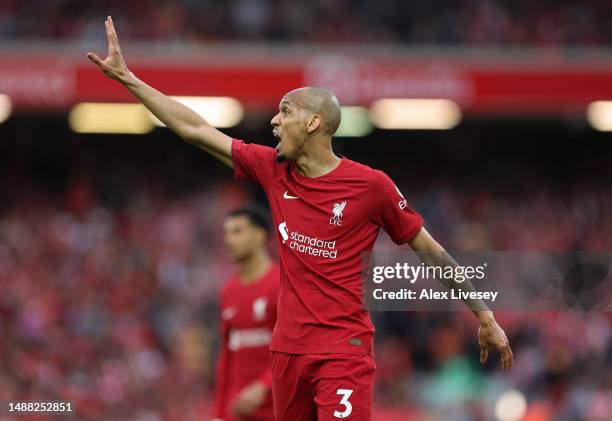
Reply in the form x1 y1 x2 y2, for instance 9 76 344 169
408 227 513 369
87 16 233 167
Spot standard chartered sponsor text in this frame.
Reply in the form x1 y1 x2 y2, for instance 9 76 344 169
228 328 272 351
289 231 338 259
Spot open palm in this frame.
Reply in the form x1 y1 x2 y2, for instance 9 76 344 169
87 16 130 81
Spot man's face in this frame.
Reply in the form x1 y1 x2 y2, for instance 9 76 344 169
270 95 310 162
223 215 265 262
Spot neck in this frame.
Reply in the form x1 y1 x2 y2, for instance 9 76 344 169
238 249 272 284
295 136 341 178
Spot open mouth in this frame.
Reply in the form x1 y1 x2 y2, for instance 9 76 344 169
273 130 281 150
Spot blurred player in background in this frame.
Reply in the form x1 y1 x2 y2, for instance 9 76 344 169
213 205 279 421
88 16 512 420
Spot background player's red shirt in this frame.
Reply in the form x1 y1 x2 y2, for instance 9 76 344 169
213 264 280 421
232 140 423 355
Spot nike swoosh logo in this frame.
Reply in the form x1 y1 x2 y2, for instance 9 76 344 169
283 191 299 200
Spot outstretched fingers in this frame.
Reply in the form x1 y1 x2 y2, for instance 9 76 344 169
108 16 120 46
104 18 114 51
87 16 129 81
87 52 103 67
499 344 513 370
479 344 489 364
105 16 122 54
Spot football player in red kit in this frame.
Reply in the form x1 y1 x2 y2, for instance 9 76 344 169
89 17 513 421
213 206 279 421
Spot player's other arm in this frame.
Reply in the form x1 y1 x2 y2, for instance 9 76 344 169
231 379 270 419
408 228 513 369
87 16 232 168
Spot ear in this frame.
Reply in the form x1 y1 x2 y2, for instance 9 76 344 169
306 114 322 134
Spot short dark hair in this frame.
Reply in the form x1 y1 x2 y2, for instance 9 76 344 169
227 204 271 233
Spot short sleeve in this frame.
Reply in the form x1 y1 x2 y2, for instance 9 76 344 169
231 139 276 187
370 170 424 244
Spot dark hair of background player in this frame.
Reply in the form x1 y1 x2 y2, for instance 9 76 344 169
227 204 271 235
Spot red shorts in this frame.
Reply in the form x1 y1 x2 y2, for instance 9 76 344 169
270 351 376 421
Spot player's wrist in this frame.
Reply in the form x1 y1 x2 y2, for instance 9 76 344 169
118 70 137 86
477 310 495 326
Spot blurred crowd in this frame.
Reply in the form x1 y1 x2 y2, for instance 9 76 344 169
0 178 248 420
1 0 611 47
0 155 611 420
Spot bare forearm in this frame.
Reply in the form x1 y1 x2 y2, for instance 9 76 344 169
88 17 233 166
88 17 234 166
409 228 492 320
419 250 492 318
118 72 231 164
121 73 202 139
409 228 511 368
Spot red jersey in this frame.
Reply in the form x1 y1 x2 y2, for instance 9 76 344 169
213 264 280 421
232 140 423 355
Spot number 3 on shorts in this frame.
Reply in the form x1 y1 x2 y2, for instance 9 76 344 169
333 388 353 418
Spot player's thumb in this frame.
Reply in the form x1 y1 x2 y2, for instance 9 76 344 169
480 345 488 364
87 52 103 66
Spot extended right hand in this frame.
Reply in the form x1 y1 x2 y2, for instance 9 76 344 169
87 16 130 82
